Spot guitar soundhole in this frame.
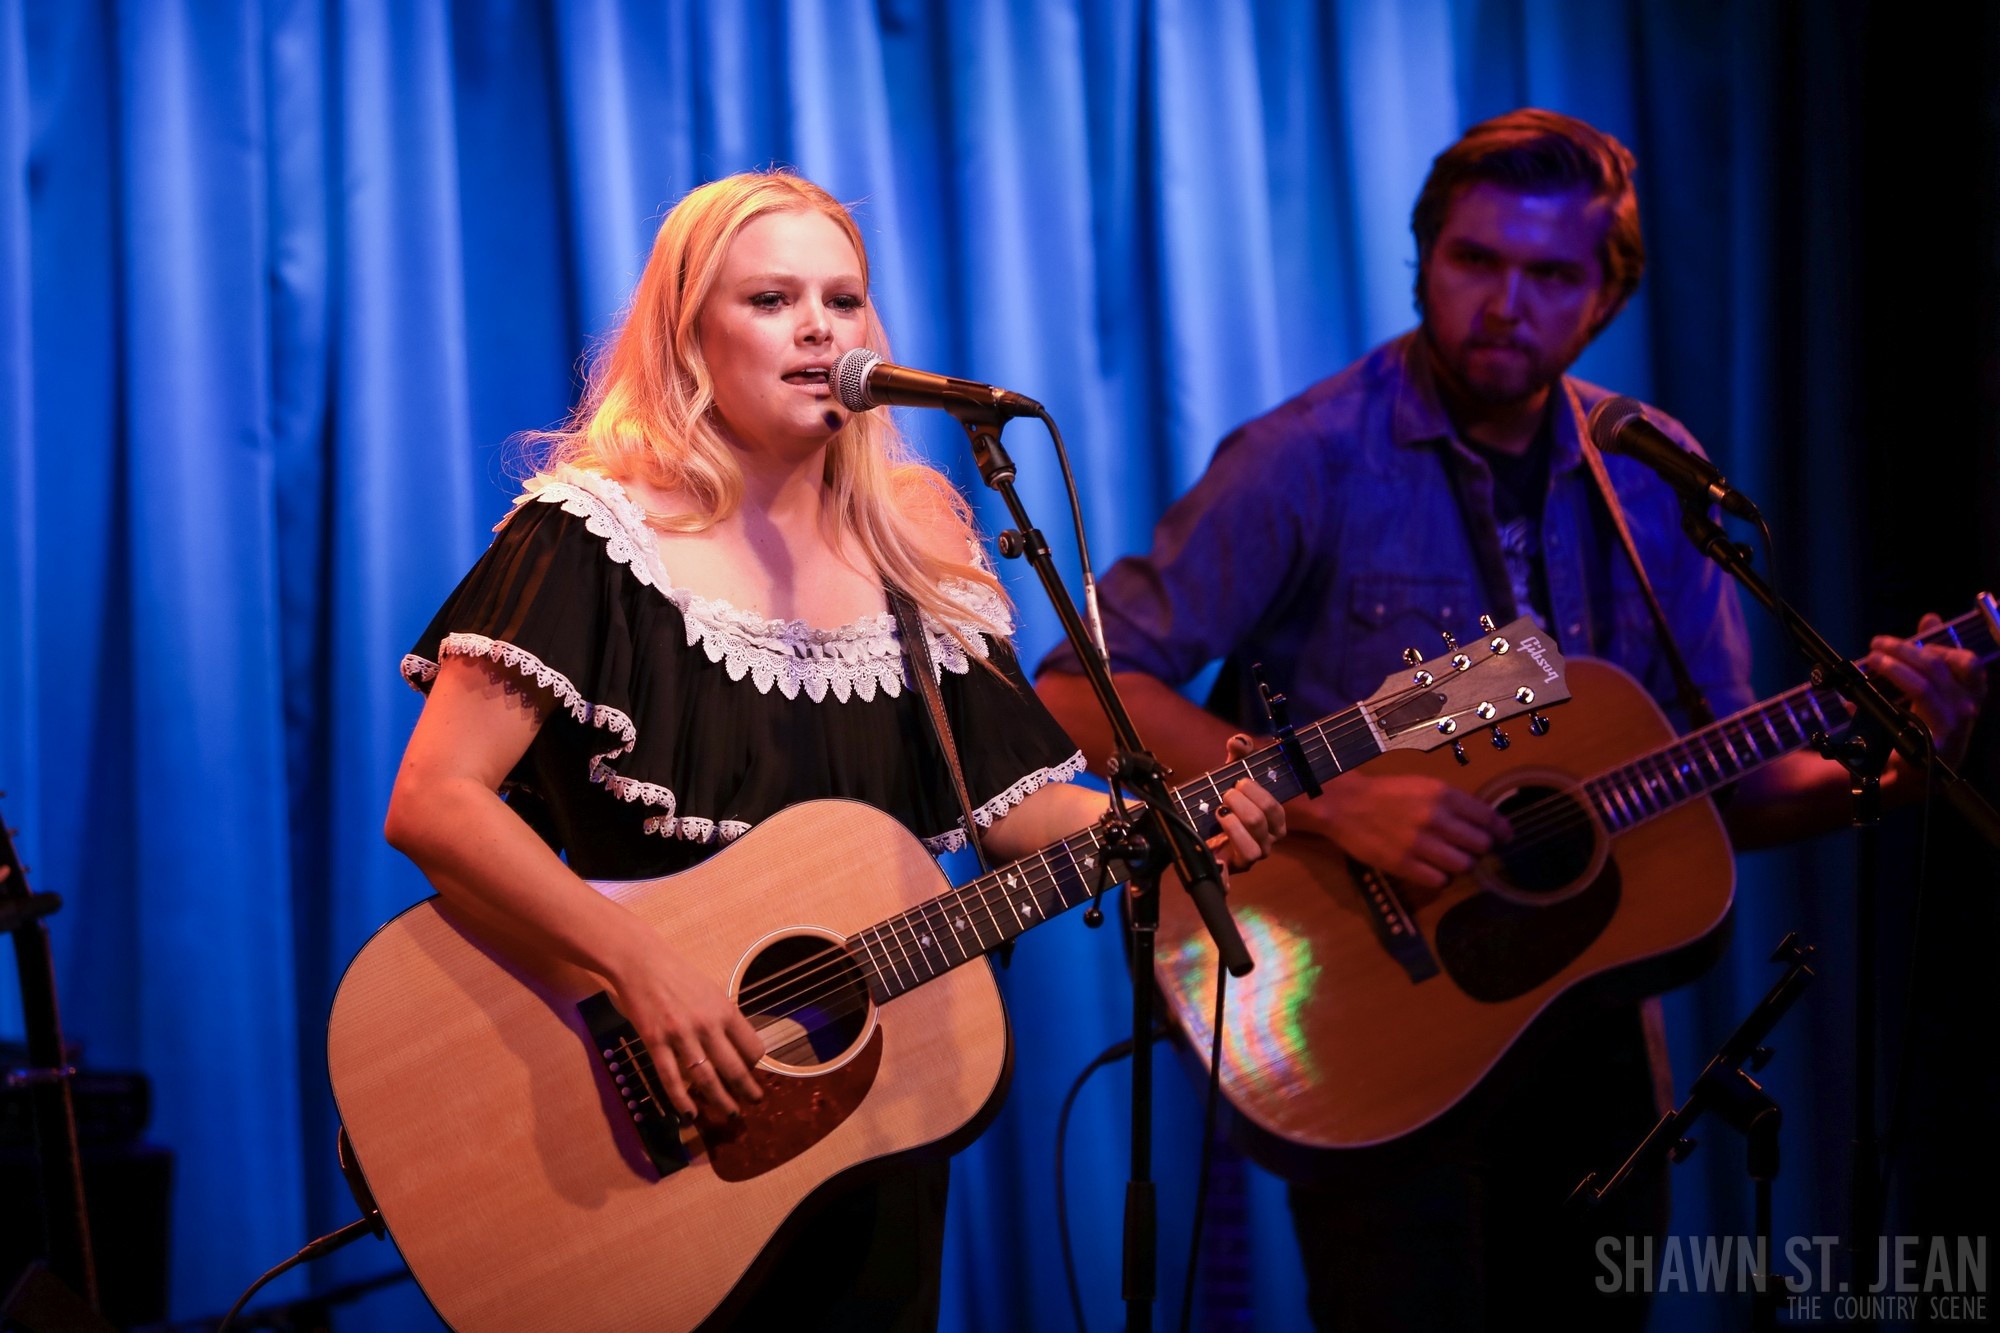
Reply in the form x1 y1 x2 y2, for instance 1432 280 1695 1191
1488 784 1598 899
739 935 871 1069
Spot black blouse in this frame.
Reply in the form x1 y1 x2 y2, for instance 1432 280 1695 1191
400 467 1086 880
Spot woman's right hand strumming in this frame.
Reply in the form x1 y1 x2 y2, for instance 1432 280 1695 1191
386 656 770 1122
602 932 768 1120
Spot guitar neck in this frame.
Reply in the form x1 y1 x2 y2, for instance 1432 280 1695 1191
852 705 1382 1002
1586 605 1999 835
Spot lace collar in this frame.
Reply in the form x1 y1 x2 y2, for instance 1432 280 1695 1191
514 466 1012 703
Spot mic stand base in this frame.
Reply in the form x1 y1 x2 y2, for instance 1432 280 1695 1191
1 1263 116 1333
1574 934 1816 1333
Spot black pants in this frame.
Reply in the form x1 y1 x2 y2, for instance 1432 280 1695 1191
1287 1003 1671 1332
723 1156 950 1332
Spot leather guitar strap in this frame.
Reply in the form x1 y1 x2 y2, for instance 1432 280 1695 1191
888 586 994 877
1568 385 1716 729
1569 390 1714 1115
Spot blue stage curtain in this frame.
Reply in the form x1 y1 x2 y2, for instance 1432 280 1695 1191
3 2 1988 1328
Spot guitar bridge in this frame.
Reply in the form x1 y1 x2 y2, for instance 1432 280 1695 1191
578 992 691 1178
1346 859 1440 984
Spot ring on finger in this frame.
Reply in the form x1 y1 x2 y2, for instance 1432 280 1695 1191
684 1055 710 1073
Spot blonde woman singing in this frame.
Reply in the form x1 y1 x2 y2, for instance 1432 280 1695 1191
384 170 1283 1328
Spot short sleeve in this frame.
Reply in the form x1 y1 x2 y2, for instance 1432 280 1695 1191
400 496 642 779
940 635 1087 830
397 467 1086 871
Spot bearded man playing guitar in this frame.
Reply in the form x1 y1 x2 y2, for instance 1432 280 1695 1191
1036 109 1987 1331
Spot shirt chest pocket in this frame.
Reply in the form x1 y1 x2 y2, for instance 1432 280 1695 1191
1342 573 1485 705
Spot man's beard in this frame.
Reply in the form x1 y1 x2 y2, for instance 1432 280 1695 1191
1425 324 1583 409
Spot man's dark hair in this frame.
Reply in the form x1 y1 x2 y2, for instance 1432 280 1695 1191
1410 108 1645 331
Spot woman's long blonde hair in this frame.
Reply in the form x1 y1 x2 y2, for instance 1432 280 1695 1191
537 170 1007 642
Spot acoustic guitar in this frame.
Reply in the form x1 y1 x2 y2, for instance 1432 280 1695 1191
327 617 1565 1330
1153 597 1999 1175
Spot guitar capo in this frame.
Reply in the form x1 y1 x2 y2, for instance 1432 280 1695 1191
1253 663 1323 799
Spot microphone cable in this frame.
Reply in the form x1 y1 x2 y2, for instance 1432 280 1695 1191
1178 966 1231 1333
1029 406 1109 666
1053 972 1235 1333
1055 1022 1170 1333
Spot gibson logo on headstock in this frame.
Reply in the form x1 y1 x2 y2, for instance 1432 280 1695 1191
1516 635 1560 684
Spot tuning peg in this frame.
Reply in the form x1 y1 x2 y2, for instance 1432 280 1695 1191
1529 712 1550 737
1439 629 1458 651
1478 614 1496 633
1749 1046 1774 1072
1514 686 1536 705
1474 702 1497 720
1412 669 1435 687
1490 727 1510 751
1451 739 1469 766
1402 647 1424 666
1435 718 1457 736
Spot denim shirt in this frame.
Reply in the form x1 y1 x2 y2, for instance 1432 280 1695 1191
1039 331 1754 732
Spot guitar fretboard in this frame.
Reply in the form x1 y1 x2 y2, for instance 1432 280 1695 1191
850 702 1389 1001
1586 606 1998 834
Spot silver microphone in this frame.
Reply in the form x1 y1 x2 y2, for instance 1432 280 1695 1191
832 348 1042 420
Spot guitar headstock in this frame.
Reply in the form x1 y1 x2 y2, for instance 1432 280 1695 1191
1361 615 1572 757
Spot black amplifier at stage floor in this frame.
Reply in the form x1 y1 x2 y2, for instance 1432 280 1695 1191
0 1046 172 1328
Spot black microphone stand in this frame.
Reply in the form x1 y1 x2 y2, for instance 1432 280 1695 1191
1574 933 1818 1333
1676 500 2000 1323
948 403 1253 1332
0 799 115 1333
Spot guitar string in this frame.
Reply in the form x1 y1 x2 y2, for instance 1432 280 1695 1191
725 711 1380 1014
697 632 1967 1039
1420 652 1956 853
666 626 1996 1072
738 815 1135 1027
1415 614 1981 854
1502 617 1988 847
1489 684 1852 849
729 666 1559 1032
721 713 1400 1043
1495 725 1774 845
727 711 1386 1018
728 682 1521 1028
678 674 1518 1050
733 717 1399 1057
699 619 1989 1042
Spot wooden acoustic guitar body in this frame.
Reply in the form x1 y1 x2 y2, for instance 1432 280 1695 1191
1156 658 1734 1170
327 801 1011 1331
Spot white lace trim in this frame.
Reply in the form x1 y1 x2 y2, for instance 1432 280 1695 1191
918 751 1088 855
399 633 667 816
399 633 1085 854
515 465 1013 703
641 814 754 845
